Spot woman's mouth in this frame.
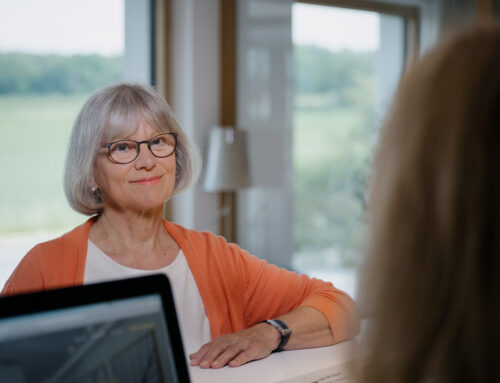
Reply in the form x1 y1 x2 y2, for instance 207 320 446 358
132 176 162 186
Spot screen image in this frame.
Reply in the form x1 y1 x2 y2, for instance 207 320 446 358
0 294 180 383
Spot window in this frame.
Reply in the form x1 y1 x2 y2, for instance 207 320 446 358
236 0 417 299
291 3 407 297
0 0 155 287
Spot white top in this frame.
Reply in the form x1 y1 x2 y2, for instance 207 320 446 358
84 240 211 354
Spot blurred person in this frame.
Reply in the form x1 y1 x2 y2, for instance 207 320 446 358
360 24 500 382
2 83 360 368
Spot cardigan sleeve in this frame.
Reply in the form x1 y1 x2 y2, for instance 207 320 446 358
1 223 87 297
233 244 360 344
1 244 47 296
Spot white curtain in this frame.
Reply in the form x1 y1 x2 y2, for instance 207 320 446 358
236 0 294 268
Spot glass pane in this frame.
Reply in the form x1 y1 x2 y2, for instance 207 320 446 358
292 4 405 298
0 0 125 285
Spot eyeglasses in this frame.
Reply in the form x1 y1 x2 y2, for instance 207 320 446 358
103 133 178 164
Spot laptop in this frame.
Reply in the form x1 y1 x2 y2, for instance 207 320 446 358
0 274 191 383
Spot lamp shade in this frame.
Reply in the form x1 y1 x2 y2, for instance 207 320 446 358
203 126 251 192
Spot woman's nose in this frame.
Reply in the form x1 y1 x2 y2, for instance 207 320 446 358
134 143 156 169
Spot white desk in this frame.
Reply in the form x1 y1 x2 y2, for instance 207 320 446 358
189 340 360 383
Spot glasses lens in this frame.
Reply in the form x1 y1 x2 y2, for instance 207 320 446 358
109 141 138 163
150 134 176 158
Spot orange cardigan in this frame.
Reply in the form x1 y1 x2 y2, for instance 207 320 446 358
2 218 360 342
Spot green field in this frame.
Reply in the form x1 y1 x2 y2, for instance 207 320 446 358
292 106 374 267
0 94 89 235
294 107 372 164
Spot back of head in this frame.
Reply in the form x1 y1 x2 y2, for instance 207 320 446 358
362 24 500 383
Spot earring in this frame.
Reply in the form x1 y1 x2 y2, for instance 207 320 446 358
91 186 102 204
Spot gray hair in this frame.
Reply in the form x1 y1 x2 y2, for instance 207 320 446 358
64 83 202 215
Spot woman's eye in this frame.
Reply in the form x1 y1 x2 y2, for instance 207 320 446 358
112 142 134 152
151 137 167 147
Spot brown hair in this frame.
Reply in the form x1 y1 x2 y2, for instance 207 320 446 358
361 24 500 382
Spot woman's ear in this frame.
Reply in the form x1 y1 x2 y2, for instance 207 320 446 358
89 175 99 191
89 171 101 196
90 163 101 189
90 178 102 204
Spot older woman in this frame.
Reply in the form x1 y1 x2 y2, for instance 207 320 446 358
2 83 359 368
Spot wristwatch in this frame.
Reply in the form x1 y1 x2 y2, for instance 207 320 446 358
261 319 292 352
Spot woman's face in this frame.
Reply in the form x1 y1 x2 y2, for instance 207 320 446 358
93 122 176 214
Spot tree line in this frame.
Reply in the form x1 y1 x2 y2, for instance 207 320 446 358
0 53 122 95
294 45 374 109
0 46 373 98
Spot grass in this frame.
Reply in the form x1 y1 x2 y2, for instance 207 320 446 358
292 105 374 268
0 94 89 235
293 107 372 166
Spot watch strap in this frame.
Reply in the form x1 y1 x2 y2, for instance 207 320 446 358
261 319 292 352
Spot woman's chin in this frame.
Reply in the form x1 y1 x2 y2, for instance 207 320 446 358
113 200 166 215
136 201 166 213
102 191 172 215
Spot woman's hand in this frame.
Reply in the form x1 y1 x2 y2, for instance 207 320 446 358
189 322 280 368
189 306 334 369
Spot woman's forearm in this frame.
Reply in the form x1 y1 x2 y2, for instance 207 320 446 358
189 305 334 368
276 305 334 350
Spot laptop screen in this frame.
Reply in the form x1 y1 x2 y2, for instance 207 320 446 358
0 276 190 383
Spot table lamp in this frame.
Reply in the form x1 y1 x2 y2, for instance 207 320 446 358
203 126 251 242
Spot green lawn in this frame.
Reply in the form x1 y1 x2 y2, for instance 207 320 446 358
0 94 89 235
293 107 372 165
293 106 374 267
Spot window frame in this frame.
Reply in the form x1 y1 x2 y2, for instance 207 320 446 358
297 0 420 64
219 0 421 243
